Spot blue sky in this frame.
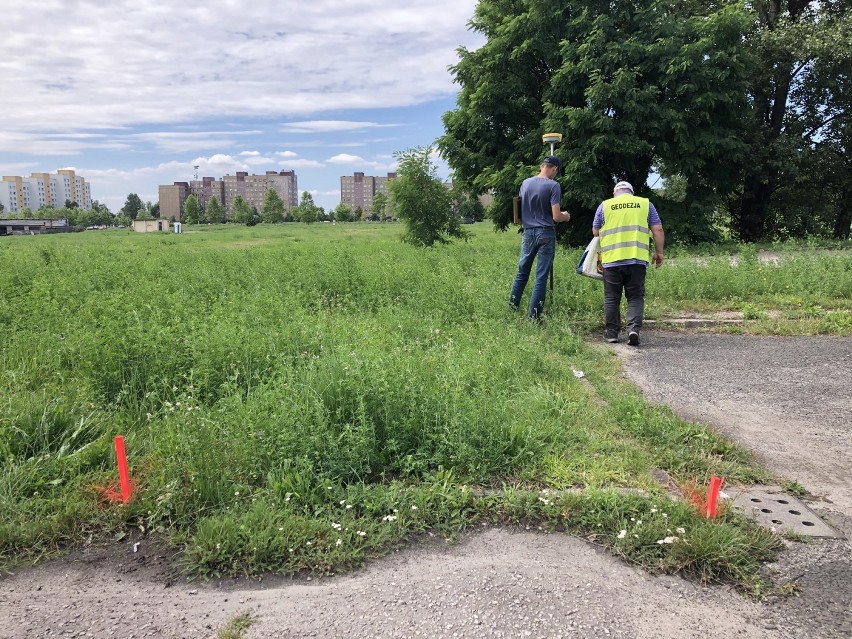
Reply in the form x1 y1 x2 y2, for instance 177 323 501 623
0 1 483 214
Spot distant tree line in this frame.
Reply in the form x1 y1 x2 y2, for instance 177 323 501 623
439 0 852 243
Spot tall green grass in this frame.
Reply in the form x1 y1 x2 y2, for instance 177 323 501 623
1 224 845 591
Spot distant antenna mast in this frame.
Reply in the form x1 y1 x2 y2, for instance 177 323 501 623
193 165 199 181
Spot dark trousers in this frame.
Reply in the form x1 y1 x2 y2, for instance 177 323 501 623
603 264 647 336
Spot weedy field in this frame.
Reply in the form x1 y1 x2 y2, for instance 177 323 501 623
1 224 849 592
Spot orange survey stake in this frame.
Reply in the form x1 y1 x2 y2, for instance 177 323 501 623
705 476 723 518
114 435 132 503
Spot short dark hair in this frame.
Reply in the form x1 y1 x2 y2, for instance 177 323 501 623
541 155 561 173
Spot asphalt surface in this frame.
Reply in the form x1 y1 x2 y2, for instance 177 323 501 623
619 330 852 639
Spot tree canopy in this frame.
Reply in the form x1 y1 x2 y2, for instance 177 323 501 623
440 0 852 242
120 193 144 220
261 188 286 223
390 147 467 246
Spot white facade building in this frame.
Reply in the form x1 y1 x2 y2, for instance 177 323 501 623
0 170 92 212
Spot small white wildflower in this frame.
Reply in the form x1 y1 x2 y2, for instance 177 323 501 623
382 515 397 522
662 513 668 519
637 520 642 525
634 534 639 538
332 522 342 530
234 491 240 496
411 505 418 511
676 527 686 535
306 541 312 546
327 486 332 490
146 412 153 421
656 536 679 545
538 497 551 505
336 538 342 547
278 527 284 531
650 507 658 513
340 500 346 505
393 509 398 513
216 543 221 549
357 530 366 537
346 504 353 509
617 530 627 539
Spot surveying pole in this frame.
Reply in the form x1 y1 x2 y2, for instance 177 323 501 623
542 133 563 303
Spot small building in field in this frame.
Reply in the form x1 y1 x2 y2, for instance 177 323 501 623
0 218 70 236
131 219 170 233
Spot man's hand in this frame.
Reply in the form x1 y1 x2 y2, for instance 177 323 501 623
653 252 664 268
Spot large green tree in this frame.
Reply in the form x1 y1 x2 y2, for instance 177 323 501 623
728 0 852 240
183 195 201 225
207 196 225 224
231 195 252 224
261 188 286 223
295 192 321 224
333 202 355 222
120 193 144 220
390 147 467 246
440 0 755 244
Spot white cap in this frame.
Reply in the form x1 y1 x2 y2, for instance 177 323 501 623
614 181 634 193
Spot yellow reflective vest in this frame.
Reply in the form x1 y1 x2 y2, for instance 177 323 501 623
599 195 650 264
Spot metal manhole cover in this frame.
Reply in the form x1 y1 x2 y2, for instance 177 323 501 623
727 485 841 538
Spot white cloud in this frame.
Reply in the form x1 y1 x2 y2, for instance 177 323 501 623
327 153 396 172
280 159 326 168
240 150 261 156
1 0 482 136
280 121 399 133
244 156 275 166
327 154 366 164
275 151 299 158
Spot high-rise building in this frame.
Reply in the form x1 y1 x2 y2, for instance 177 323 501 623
340 172 397 214
159 170 298 221
0 170 92 212
189 177 225 212
222 170 297 217
159 182 190 221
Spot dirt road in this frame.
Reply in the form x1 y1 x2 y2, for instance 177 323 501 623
1 330 849 638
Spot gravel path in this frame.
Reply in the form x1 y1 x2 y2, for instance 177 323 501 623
1 330 850 638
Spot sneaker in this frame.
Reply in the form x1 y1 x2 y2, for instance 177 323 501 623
604 333 619 343
627 331 640 346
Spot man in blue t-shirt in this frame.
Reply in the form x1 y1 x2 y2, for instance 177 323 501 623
509 155 572 320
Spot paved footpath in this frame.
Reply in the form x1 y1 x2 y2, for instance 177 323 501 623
618 330 852 639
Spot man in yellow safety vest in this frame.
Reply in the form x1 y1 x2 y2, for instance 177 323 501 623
592 181 665 346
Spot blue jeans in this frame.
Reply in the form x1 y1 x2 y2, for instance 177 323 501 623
509 227 556 319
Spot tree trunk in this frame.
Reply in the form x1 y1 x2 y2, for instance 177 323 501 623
738 174 774 242
833 187 852 239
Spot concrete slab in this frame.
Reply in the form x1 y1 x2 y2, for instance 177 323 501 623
727 485 843 538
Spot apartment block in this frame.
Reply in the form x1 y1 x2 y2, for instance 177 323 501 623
0 177 24 213
159 182 190 221
222 170 297 218
1 170 92 212
340 172 397 213
189 177 225 212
